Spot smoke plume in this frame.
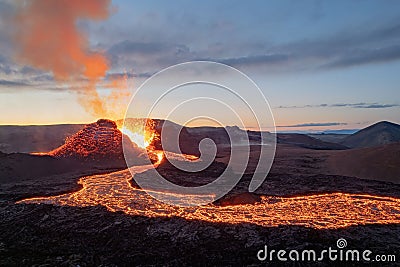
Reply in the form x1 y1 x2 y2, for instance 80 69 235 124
13 0 130 119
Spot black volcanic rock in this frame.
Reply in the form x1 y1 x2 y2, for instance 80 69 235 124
148 159 228 187
1 203 399 266
341 121 400 148
216 192 261 206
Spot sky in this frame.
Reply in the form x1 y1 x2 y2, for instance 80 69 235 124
0 0 399 131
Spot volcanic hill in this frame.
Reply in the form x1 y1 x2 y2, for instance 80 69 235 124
49 119 141 162
341 121 400 148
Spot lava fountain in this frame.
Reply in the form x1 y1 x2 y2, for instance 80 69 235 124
120 127 153 149
118 118 163 165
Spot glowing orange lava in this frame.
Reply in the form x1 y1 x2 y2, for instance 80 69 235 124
118 118 164 165
155 151 164 164
118 119 157 148
18 166 400 230
119 126 155 149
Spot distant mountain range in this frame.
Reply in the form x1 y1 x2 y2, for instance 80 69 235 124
318 129 360 135
278 129 359 134
277 133 348 150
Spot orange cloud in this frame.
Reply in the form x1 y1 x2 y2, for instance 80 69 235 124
13 0 130 120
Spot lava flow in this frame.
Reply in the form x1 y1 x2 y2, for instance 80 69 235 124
18 167 400 230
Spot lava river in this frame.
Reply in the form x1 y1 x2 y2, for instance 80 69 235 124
17 162 400 230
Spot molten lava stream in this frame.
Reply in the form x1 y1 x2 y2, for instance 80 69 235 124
17 165 400 229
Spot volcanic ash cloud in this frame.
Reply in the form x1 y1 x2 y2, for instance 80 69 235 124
12 0 131 119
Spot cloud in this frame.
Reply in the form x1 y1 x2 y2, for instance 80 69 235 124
276 102 400 109
0 79 28 87
102 19 400 74
277 122 347 128
221 23 400 71
322 44 400 69
356 103 400 109
107 40 194 71
106 71 154 80
208 21 400 71
108 40 189 55
173 21 400 72
216 54 290 67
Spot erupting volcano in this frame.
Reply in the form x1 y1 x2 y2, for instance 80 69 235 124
44 118 163 165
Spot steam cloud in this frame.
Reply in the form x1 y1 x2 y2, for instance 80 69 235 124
13 0 131 119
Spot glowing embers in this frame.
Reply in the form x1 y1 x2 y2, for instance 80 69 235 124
18 166 400 230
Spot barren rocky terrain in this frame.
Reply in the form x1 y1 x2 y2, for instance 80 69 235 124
0 120 399 266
